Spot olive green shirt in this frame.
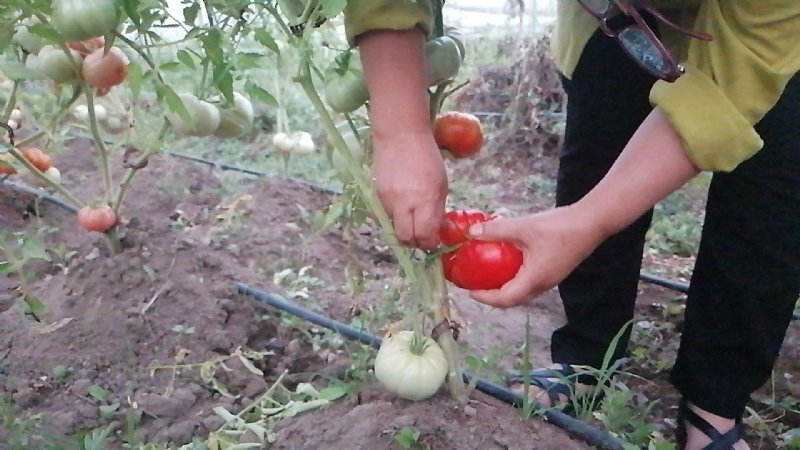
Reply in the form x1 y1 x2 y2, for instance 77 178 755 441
346 1 800 172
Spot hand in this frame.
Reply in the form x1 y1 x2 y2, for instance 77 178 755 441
371 131 447 250
466 205 607 308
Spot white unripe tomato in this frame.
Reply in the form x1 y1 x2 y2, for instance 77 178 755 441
166 93 221 137
374 330 448 401
213 92 255 138
272 132 293 154
37 45 83 84
291 131 316 154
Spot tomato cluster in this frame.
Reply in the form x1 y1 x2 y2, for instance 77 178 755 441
439 210 523 291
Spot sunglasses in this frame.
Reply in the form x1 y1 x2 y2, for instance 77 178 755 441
577 0 712 82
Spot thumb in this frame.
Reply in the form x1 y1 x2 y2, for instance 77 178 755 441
468 217 523 242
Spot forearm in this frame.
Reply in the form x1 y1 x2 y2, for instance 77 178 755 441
576 108 701 237
357 28 431 140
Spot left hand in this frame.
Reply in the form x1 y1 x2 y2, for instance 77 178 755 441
466 205 607 308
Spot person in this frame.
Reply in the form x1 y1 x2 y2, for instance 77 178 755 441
340 1 800 449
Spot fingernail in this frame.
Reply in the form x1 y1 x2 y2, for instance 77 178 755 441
468 223 484 236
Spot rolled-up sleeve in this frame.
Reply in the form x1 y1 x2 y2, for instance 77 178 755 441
344 0 435 46
650 1 800 171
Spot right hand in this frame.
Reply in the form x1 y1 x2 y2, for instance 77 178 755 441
371 131 447 250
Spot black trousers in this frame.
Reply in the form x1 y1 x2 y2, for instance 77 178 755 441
550 18 800 419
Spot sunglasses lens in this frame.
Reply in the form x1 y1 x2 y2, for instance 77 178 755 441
618 27 671 77
578 0 610 15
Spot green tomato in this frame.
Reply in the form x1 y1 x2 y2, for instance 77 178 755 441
166 93 221 137
36 46 83 84
425 36 462 86
374 331 449 401
52 0 120 42
445 25 466 62
12 18 45 54
324 50 369 114
214 92 255 138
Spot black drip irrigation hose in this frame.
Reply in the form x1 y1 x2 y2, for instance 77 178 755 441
0 179 79 214
638 272 689 294
235 282 625 450
166 151 343 197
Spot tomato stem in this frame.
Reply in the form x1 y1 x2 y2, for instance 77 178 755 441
293 55 467 401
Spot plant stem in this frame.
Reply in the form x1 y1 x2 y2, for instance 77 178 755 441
83 86 114 202
1 79 21 123
113 122 171 215
295 59 466 400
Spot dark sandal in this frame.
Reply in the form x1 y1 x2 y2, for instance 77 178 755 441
506 364 603 416
676 398 744 450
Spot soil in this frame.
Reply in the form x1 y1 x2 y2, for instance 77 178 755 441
1 135 798 450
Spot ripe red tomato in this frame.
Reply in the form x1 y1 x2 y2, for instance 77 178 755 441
82 47 129 89
439 210 523 290
68 36 105 57
433 112 484 159
77 205 117 233
21 147 53 172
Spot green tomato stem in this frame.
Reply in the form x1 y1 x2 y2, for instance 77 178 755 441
113 122 171 216
82 85 114 203
1 79 21 123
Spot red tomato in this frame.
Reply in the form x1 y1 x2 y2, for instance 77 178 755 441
433 112 484 159
82 47 129 89
21 147 53 172
77 205 117 233
439 210 523 290
68 36 105 57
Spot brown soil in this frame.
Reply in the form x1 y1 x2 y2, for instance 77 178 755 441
1 135 798 450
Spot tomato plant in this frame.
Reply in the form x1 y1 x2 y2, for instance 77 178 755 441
440 210 523 290
77 204 116 232
434 112 484 159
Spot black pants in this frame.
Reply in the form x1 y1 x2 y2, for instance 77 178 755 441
550 18 800 419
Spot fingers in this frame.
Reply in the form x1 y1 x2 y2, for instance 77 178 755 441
468 217 523 243
392 208 417 247
469 262 541 308
412 202 443 251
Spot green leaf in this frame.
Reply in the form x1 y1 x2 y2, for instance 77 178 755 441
317 385 347 401
176 49 196 69
183 4 200 26
0 60 47 81
87 385 109 402
99 402 120 417
245 81 277 107
122 0 141 28
253 29 279 54
156 84 191 124
235 52 264 70
214 66 234 103
126 62 143 101
320 0 347 19
22 295 46 321
393 428 421 448
21 236 50 261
